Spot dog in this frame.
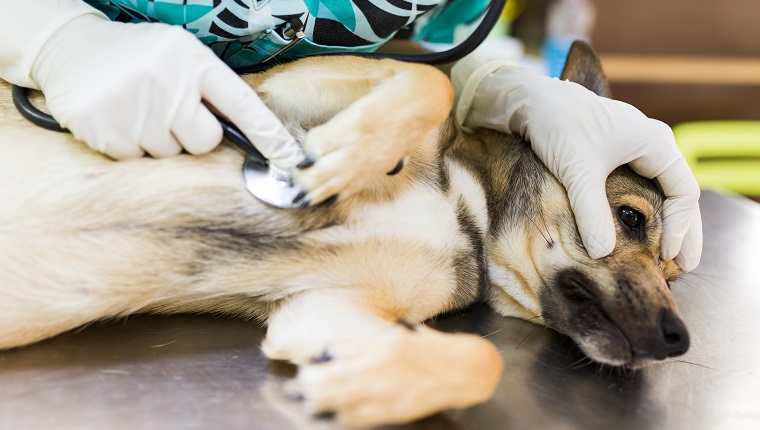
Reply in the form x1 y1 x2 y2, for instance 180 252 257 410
0 42 688 427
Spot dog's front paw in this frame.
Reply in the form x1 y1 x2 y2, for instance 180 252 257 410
285 326 504 427
291 122 410 206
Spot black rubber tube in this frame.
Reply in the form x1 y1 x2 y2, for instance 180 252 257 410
11 85 66 133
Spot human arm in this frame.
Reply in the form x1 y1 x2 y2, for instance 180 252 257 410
0 0 301 166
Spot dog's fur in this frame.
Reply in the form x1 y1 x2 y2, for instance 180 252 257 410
0 43 687 427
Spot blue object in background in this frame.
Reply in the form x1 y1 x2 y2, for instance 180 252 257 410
542 35 575 78
542 0 596 78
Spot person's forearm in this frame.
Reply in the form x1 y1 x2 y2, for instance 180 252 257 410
0 0 106 88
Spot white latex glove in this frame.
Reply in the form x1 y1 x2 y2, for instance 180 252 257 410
29 12 301 166
452 59 702 272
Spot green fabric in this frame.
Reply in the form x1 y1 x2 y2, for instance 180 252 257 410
81 1 494 67
413 0 491 43
304 0 356 32
153 3 213 25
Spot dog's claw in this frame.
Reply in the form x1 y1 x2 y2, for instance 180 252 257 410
314 411 336 421
296 154 317 169
387 159 405 176
397 319 417 331
310 351 333 364
317 194 339 208
292 190 307 204
282 379 305 401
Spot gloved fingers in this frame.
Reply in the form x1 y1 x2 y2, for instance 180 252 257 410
139 115 183 158
171 98 223 155
627 120 681 179
100 136 145 160
140 132 182 159
654 158 701 262
625 121 702 268
200 62 300 168
565 173 617 259
673 205 703 272
65 116 143 160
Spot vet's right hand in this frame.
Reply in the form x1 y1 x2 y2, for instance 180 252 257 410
30 13 301 166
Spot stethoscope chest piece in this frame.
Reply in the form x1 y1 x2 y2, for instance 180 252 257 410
242 156 302 209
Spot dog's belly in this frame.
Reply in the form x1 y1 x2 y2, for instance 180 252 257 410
145 181 479 322
0 125 478 346
0 126 313 344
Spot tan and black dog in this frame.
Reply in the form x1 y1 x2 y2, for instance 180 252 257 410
0 42 687 427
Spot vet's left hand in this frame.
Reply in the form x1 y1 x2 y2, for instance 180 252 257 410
458 64 702 272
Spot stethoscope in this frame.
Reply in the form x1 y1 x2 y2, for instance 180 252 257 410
12 0 506 208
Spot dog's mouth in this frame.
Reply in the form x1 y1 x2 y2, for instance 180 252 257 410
542 270 690 369
553 275 635 367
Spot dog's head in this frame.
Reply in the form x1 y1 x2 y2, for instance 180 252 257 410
484 42 688 368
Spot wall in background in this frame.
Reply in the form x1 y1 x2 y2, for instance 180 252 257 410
591 0 760 125
591 0 759 57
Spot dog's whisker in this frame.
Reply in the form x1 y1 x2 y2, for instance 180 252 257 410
513 202 553 246
686 271 720 281
537 204 555 245
567 356 584 368
593 362 606 377
676 278 710 317
517 315 543 333
661 206 695 221
514 325 545 350
664 359 719 371
677 276 711 297
622 366 639 378
567 355 594 370
685 272 726 292
480 328 504 339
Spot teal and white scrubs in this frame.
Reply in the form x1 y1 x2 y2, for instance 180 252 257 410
82 0 491 69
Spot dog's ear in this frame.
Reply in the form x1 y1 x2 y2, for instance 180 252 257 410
559 41 611 98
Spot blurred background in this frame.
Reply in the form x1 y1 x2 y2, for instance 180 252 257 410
480 0 760 198
507 0 760 124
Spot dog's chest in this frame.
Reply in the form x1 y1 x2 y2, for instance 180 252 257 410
339 184 464 253
291 181 484 317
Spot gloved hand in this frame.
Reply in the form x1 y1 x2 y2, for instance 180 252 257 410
30 12 302 167
453 60 702 272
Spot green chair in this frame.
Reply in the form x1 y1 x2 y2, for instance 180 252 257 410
673 121 760 195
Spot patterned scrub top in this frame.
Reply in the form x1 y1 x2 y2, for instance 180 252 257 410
82 0 490 69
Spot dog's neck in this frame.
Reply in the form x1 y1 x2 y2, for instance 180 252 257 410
440 123 570 318
442 123 559 236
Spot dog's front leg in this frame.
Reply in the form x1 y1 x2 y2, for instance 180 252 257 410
250 57 454 205
262 289 504 427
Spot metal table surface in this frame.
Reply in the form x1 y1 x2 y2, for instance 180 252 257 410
1 190 758 430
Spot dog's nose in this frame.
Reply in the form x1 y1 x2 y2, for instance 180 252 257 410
652 308 690 359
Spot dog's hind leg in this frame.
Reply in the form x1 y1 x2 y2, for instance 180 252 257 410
261 288 503 427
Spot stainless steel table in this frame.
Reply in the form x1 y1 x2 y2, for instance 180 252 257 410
1 190 758 430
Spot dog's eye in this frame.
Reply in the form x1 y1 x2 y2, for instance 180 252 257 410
618 206 643 229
